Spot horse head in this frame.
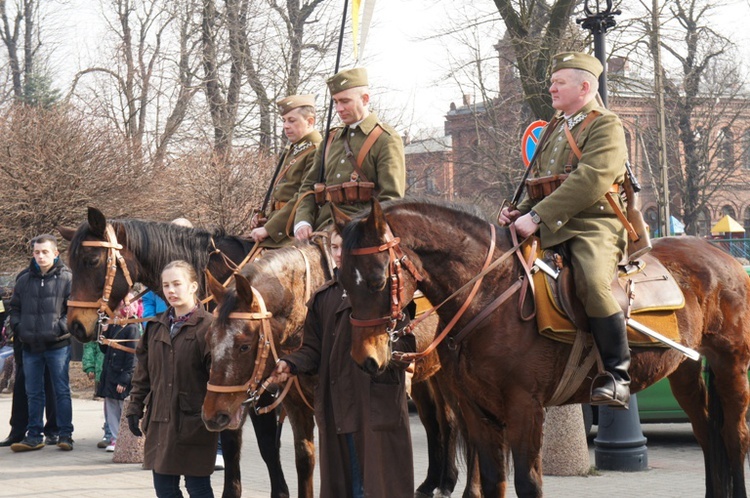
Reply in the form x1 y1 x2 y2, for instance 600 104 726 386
335 200 422 375
59 207 139 343
202 270 273 432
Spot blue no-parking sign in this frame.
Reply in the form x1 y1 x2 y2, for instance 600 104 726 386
521 120 548 167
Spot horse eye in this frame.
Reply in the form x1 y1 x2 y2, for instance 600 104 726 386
83 254 100 268
239 344 250 353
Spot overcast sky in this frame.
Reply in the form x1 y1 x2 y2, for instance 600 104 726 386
50 0 750 137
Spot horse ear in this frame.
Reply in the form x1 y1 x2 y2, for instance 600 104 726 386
87 207 107 237
234 274 255 308
205 270 227 304
331 204 351 235
58 226 76 241
366 199 388 239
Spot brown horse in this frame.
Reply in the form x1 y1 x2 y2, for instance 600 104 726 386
335 199 750 498
59 207 281 498
201 242 476 498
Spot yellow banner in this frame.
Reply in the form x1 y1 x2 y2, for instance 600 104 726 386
352 0 361 59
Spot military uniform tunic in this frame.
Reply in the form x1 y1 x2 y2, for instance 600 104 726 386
294 112 405 230
518 99 628 317
262 129 323 247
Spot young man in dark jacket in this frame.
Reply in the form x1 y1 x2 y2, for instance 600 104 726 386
9 234 73 452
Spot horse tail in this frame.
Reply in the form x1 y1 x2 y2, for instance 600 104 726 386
706 363 733 497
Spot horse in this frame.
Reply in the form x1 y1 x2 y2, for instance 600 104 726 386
201 241 477 498
59 207 283 498
334 199 750 498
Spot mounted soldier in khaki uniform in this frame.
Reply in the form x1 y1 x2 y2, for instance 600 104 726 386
250 94 322 248
500 52 631 408
293 67 405 241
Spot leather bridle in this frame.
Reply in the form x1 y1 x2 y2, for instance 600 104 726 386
348 225 424 333
347 222 536 363
67 223 136 322
205 277 313 416
205 286 287 415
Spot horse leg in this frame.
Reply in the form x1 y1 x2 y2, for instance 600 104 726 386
454 397 508 498
284 396 316 498
220 428 242 498
248 403 290 498
412 379 459 498
505 398 544 498
705 360 750 498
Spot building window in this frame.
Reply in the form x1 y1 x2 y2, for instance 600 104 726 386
721 205 737 219
744 207 750 232
719 127 734 169
696 209 710 237
744 129 750 170
645 207 658 237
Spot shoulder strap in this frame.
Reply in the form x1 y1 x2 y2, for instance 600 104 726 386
342 124 384 183
563 110 601 162
272 144 316 193
323 129 338 164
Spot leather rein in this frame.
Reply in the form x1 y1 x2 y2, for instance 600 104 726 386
348 223 536 363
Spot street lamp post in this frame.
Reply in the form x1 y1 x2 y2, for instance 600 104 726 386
577 0 649 472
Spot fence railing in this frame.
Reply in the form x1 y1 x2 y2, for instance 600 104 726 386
706 237 750 263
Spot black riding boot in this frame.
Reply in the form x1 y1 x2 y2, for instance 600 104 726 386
590 311 631 409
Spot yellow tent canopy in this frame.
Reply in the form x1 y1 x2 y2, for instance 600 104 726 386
711 214 746 234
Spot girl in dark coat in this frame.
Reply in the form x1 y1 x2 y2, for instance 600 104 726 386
96 296 141 451
126 260 218 498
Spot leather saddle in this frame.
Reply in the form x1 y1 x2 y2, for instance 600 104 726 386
523 238 685 346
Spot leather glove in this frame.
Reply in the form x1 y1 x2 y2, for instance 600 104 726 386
127 414 143 437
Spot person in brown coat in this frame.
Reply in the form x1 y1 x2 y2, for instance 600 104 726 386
268 231 415 498
125 260 218 498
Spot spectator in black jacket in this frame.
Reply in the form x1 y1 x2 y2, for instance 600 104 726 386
9 234 73 452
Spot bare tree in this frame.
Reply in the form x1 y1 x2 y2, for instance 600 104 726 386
630 0 750 235
68 0 201 170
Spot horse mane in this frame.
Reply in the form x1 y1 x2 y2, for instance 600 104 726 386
215 244 319 327
69 217 246 290
343 198 494 252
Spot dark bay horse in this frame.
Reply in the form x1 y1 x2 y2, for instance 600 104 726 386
335 199 750 498
59 207 283 498
201 243 475 498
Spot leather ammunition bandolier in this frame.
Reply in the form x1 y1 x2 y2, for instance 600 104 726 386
314 125 383 206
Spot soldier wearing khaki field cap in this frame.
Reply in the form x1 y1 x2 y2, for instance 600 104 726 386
250 94 322 247
293 67 405 240
499 50 632 408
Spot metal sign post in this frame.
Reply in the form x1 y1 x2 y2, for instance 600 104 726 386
576 0 648 473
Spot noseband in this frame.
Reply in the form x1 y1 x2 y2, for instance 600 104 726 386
348 225 423 333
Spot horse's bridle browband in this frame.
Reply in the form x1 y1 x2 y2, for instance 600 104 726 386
349 225 424 331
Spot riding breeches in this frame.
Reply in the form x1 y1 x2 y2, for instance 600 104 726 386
567 227 626 318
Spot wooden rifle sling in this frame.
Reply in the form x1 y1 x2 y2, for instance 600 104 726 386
562 115 640 242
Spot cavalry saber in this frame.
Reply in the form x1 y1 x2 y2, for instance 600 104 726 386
626 318 701 361
533 259 700 361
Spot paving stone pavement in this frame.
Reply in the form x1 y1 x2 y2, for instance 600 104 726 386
1 395 747 497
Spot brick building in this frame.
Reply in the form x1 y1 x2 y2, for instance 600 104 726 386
406 56 750 237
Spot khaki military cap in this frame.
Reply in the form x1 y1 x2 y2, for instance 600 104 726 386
276 94 316 116
326 67 368 94
551 52 603 78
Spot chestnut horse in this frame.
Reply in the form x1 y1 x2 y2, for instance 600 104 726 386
59 207 282 498
201 244 477 498
335 200 750 498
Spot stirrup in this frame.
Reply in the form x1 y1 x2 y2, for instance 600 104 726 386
590 371 630 410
